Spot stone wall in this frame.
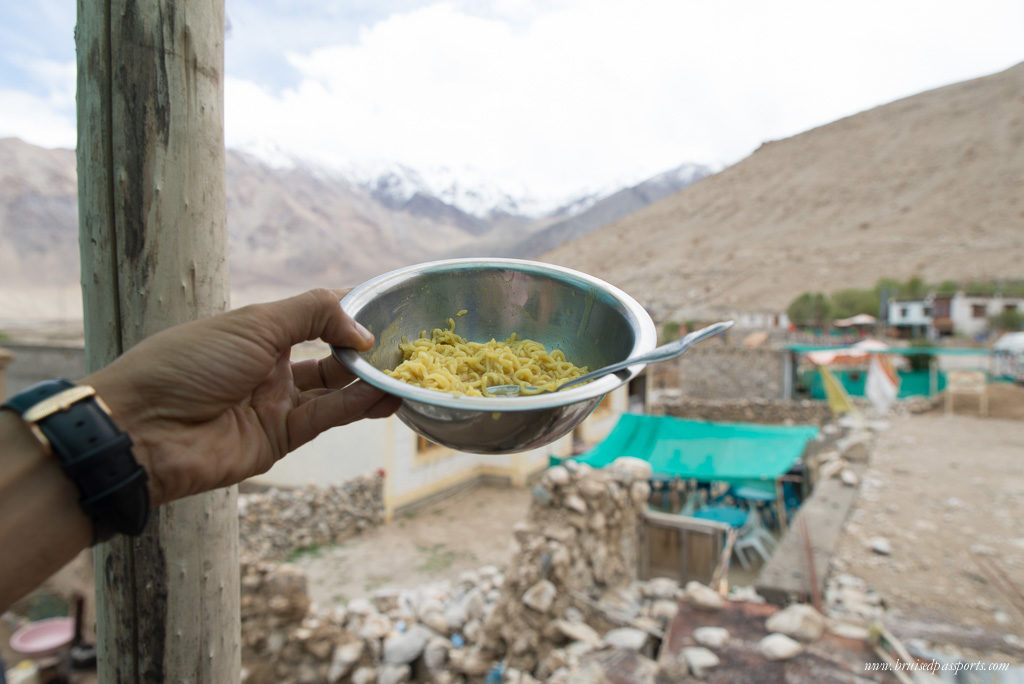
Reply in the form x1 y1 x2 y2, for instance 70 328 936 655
238 474 385 563
649 345 785 400
651 394 833 425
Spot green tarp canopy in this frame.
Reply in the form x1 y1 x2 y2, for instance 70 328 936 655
564 414 818 483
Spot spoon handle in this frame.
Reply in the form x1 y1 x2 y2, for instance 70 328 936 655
557 320 734 392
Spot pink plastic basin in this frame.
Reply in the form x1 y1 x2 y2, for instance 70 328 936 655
9 617 75 656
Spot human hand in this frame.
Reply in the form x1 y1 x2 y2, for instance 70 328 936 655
83 289 400 506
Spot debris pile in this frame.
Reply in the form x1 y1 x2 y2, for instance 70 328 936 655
238 473 384 562
238 458 702 682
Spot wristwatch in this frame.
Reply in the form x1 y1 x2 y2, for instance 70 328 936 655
2 379 149 543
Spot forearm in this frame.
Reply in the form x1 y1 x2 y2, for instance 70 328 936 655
0 411 93 612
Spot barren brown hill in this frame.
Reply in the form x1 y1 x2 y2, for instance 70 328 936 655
543 63 1024 322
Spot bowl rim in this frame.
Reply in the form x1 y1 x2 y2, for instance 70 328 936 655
332 258 658 412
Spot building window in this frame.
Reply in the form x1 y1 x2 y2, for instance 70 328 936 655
923 307 932 317
900 307 908 318
1006 303 1018 313
971 304 987 318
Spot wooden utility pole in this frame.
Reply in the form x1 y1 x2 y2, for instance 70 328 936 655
76 1 239 681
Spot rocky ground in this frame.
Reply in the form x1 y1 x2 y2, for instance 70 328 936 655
831 388 1024 663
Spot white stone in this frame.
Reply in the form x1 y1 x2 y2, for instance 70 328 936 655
423 637 450 671
383 625 431 664
564 495 587 514
326 641 362 682
351 666 378 684
359 613 391 640
462 587 486 621
867 537 892 555
819 459 844 480
377 664 412 684
611 456 654 481
827 621 870 641
421 610 448 635
765 604 825 642
522 580 558 613
545 465 571 486
346 598 375 616
602 627 648 651
840 469 860 486
553 619 601 646
444 602 468 631
682 646 720 678
463 619 482 643
685 581 724 610
650 599 679 623
630 481 651 504
759 633 803 660
693 626 729 648
644 577 681 600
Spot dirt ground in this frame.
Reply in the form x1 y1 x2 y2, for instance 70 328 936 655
833 384 1024 662
295 484 531 609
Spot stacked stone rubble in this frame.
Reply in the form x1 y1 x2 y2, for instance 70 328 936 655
238 473 384 562
475 458 653 675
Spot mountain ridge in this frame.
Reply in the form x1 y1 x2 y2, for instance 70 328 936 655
543 62 1024 322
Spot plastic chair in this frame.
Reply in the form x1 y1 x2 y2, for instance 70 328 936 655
732 510 777 570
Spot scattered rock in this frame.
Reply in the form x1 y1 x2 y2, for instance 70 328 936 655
326 641 363 682
382 625 431 665
840 469 860 487
377 663 411 684
351 666 378 684
523 580 558 613
759 633 804 660
545 466 571 486
552 620 602 646
610 456 654 481
643 577 682 600
602 627 649 651
423 637 450 671
867 537 892 555
685 581 724 610
765 604 825 642
564 495 587 514
693 626 729 649
682 646 720 678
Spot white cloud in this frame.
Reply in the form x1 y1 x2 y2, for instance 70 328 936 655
2 0 1022 204
225 0 1024 202
0 58 75 147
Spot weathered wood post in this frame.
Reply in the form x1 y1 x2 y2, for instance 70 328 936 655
76 0 239 681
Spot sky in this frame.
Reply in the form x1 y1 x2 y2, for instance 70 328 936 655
1 0 1023 205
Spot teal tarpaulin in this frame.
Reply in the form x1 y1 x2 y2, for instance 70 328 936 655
566 414 818 483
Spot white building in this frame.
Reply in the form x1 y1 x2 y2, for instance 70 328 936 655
931 292 1024 339
253 383 635 519
887 298 932 339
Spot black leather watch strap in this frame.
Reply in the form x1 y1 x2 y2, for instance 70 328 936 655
2 379 149 543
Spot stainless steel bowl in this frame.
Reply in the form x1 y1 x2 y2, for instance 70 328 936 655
332 258 657 454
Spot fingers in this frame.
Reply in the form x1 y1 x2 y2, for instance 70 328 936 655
286 381 402 450
257 288 374 353
292 356 357 391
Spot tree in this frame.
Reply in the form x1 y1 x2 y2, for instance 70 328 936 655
991 309 1024 332
830 288 879 319
787 292 831 328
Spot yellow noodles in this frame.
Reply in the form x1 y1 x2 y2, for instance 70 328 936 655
386 321 588 397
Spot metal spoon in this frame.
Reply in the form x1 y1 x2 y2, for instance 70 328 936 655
484 320 734 396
